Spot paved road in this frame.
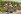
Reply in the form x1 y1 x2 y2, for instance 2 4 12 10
13 12 16 14
0 12 16 14
0 12 7 14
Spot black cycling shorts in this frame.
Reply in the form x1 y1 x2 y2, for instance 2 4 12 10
10 11 13 13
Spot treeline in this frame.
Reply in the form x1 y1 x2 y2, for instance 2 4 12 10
0 1 21 7
1 1 20 7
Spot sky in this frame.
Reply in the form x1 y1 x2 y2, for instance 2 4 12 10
11 0 21 2
2 0 21 2
15 0 21 2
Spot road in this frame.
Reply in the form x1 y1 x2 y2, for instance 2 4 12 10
0 12 7 14
0 12 16 14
